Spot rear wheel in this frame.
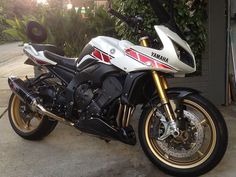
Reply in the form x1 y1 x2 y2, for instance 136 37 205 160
139 94 228 177
8 94 58 140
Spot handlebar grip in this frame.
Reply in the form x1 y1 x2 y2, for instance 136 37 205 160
108 8 131 25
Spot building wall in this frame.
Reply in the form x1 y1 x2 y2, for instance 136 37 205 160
94 0 108 7
71 0 93 8
207 0 227 105
70 0 107 8
169 0 227 105
168 48 209 98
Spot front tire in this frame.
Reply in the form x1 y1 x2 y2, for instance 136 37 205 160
139 94 228 177
8 93 58 140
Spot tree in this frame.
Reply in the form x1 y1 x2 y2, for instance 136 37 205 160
47 0 63 11
0 0 38 18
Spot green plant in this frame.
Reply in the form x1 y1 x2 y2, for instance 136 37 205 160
0 0 38 18
4 6 116 57
114 0 207 74
0 7 16 43
0 15 13 43
3 17 28 42
88 7 117 38
43 8 116 57
3 15 45 43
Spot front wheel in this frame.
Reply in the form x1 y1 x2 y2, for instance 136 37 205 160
139 94 228 177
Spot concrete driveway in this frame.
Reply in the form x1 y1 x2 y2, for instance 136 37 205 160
0 43 235 177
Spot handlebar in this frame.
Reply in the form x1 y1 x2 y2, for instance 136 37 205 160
107 0 186 41
108 8 143 30
108 8 130 24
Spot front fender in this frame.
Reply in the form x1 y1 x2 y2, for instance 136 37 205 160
167 87 200 98
142 87 200 109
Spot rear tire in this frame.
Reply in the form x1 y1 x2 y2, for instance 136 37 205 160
8 93 58 140
139 94 228 177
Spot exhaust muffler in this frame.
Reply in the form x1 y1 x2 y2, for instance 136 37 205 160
8 76 74 126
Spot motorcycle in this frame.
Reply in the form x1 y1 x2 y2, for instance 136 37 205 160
7 0 228 176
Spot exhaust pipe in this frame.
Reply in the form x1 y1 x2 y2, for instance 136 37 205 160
8 76 74 126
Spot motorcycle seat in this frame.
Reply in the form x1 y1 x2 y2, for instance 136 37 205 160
31 43 65 56
44 50 77 70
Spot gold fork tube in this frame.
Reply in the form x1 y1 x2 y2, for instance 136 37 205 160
125 108 132 127
151 71 175 122
139 37 149 47
160 76 169 90
122 105 127 127
116 103 123 127
152 71 169 104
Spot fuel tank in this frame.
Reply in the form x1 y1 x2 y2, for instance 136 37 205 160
76 36 147 72
77 36 181 74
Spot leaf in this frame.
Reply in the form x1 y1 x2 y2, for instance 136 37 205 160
14 17 21 29
3 28 19 39
5 19 16 28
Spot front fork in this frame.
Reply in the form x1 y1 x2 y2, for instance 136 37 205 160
139 37 179 139
151 71 180 139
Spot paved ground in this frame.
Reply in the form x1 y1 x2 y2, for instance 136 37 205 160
0 43 235 177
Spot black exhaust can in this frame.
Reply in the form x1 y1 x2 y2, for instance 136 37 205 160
8 76 37 105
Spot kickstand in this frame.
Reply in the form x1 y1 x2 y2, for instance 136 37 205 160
0 108 7 119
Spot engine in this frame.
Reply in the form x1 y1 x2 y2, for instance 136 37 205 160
75 76 123 118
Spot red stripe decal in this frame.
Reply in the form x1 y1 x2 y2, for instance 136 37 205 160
125 48 173 70
157 63 172 70
138 53 156 67
126 48 138 60
92 49 102 61
102 53 110 62
34 58 48 65
91 48 112 63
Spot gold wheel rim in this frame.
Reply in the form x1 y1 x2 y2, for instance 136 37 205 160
145 99 217 169
10 95 43 133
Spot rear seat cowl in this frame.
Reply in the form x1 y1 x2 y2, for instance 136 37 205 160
31 44 65 56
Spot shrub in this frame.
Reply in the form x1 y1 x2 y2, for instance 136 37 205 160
3 15 40 43
4 7 116 57
0 15 13 43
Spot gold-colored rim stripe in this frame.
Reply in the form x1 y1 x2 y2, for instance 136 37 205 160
10 95 43 133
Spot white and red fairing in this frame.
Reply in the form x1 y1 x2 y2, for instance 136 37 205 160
23 25 196 76
23 45 57 65
78 25 196 76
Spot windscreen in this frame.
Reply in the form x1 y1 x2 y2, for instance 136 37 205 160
149 0 184 39
148 0 170 24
